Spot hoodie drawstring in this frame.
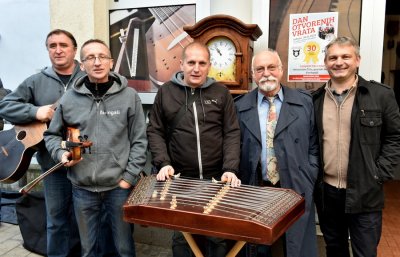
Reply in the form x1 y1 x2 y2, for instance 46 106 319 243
184 87 188 111
199 88 205 123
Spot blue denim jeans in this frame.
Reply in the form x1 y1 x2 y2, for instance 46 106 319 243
43 167 80 257
72 185 135 257
97 209 118 256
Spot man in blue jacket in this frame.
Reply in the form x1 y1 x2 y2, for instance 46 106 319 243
235 49 319 257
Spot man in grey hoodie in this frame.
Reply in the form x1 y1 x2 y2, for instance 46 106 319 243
0 30 82 256
0 77 11 225
44 39 147 257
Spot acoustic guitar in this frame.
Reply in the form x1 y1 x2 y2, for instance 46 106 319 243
0 121 47 183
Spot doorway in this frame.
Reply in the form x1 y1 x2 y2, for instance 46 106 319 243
382 0 400 179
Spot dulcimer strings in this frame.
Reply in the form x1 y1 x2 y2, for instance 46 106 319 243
138 175 298 220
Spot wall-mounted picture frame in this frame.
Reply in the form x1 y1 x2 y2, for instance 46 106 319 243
272 0 361 89
109 0 210 104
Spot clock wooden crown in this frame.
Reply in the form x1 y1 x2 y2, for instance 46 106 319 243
183 15 262 94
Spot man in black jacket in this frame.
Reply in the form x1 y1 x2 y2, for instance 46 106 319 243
313 36 400 257
147 41 241 257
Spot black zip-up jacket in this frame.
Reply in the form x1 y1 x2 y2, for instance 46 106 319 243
312 76 400 213
147 72 240 180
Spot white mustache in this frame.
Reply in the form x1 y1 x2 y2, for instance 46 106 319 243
259 76 277 83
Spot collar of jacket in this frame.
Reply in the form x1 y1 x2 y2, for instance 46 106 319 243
313 75 372 98
237 85 306 112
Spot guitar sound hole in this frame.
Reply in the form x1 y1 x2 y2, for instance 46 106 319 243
17 131 27 141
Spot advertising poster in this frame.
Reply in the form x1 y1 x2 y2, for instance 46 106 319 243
288 12 338 82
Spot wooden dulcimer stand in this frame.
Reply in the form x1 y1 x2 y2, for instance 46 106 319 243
123 175 305 257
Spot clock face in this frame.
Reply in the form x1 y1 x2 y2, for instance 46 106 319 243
207 37 236 82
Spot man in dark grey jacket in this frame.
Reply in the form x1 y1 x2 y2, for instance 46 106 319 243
44 39 147 257
0 30 82 256
313 36 400 257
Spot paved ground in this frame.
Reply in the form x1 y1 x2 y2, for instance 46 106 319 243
0 222 41 257
0 222 172 257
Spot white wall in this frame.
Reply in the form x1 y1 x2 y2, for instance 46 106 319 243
358 0 386 81
50 0 109 53
211 0 251 23
0 0 50 91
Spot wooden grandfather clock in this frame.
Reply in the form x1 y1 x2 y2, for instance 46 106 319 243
183 15 262 94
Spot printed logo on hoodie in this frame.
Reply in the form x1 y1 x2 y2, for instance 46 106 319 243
204 99 218 105
100 110 121 116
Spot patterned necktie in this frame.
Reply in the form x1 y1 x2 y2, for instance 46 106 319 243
266 96 279 185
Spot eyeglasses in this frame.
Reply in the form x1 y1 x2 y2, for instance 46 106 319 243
82 55 112 64
254 65 281 74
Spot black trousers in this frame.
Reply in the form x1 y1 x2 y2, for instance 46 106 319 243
317 183 382 257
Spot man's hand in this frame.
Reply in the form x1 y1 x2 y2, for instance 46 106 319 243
119 179 132 189
61 151 82 167
36 105 54 122
221 172 241 187
156 165 175 181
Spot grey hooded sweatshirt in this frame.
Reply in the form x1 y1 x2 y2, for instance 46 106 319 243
44 72 147 191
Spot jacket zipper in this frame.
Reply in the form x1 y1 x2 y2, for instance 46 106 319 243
92 99 101 191
327 89 344 188
193 98 203 179
328 88 353 189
